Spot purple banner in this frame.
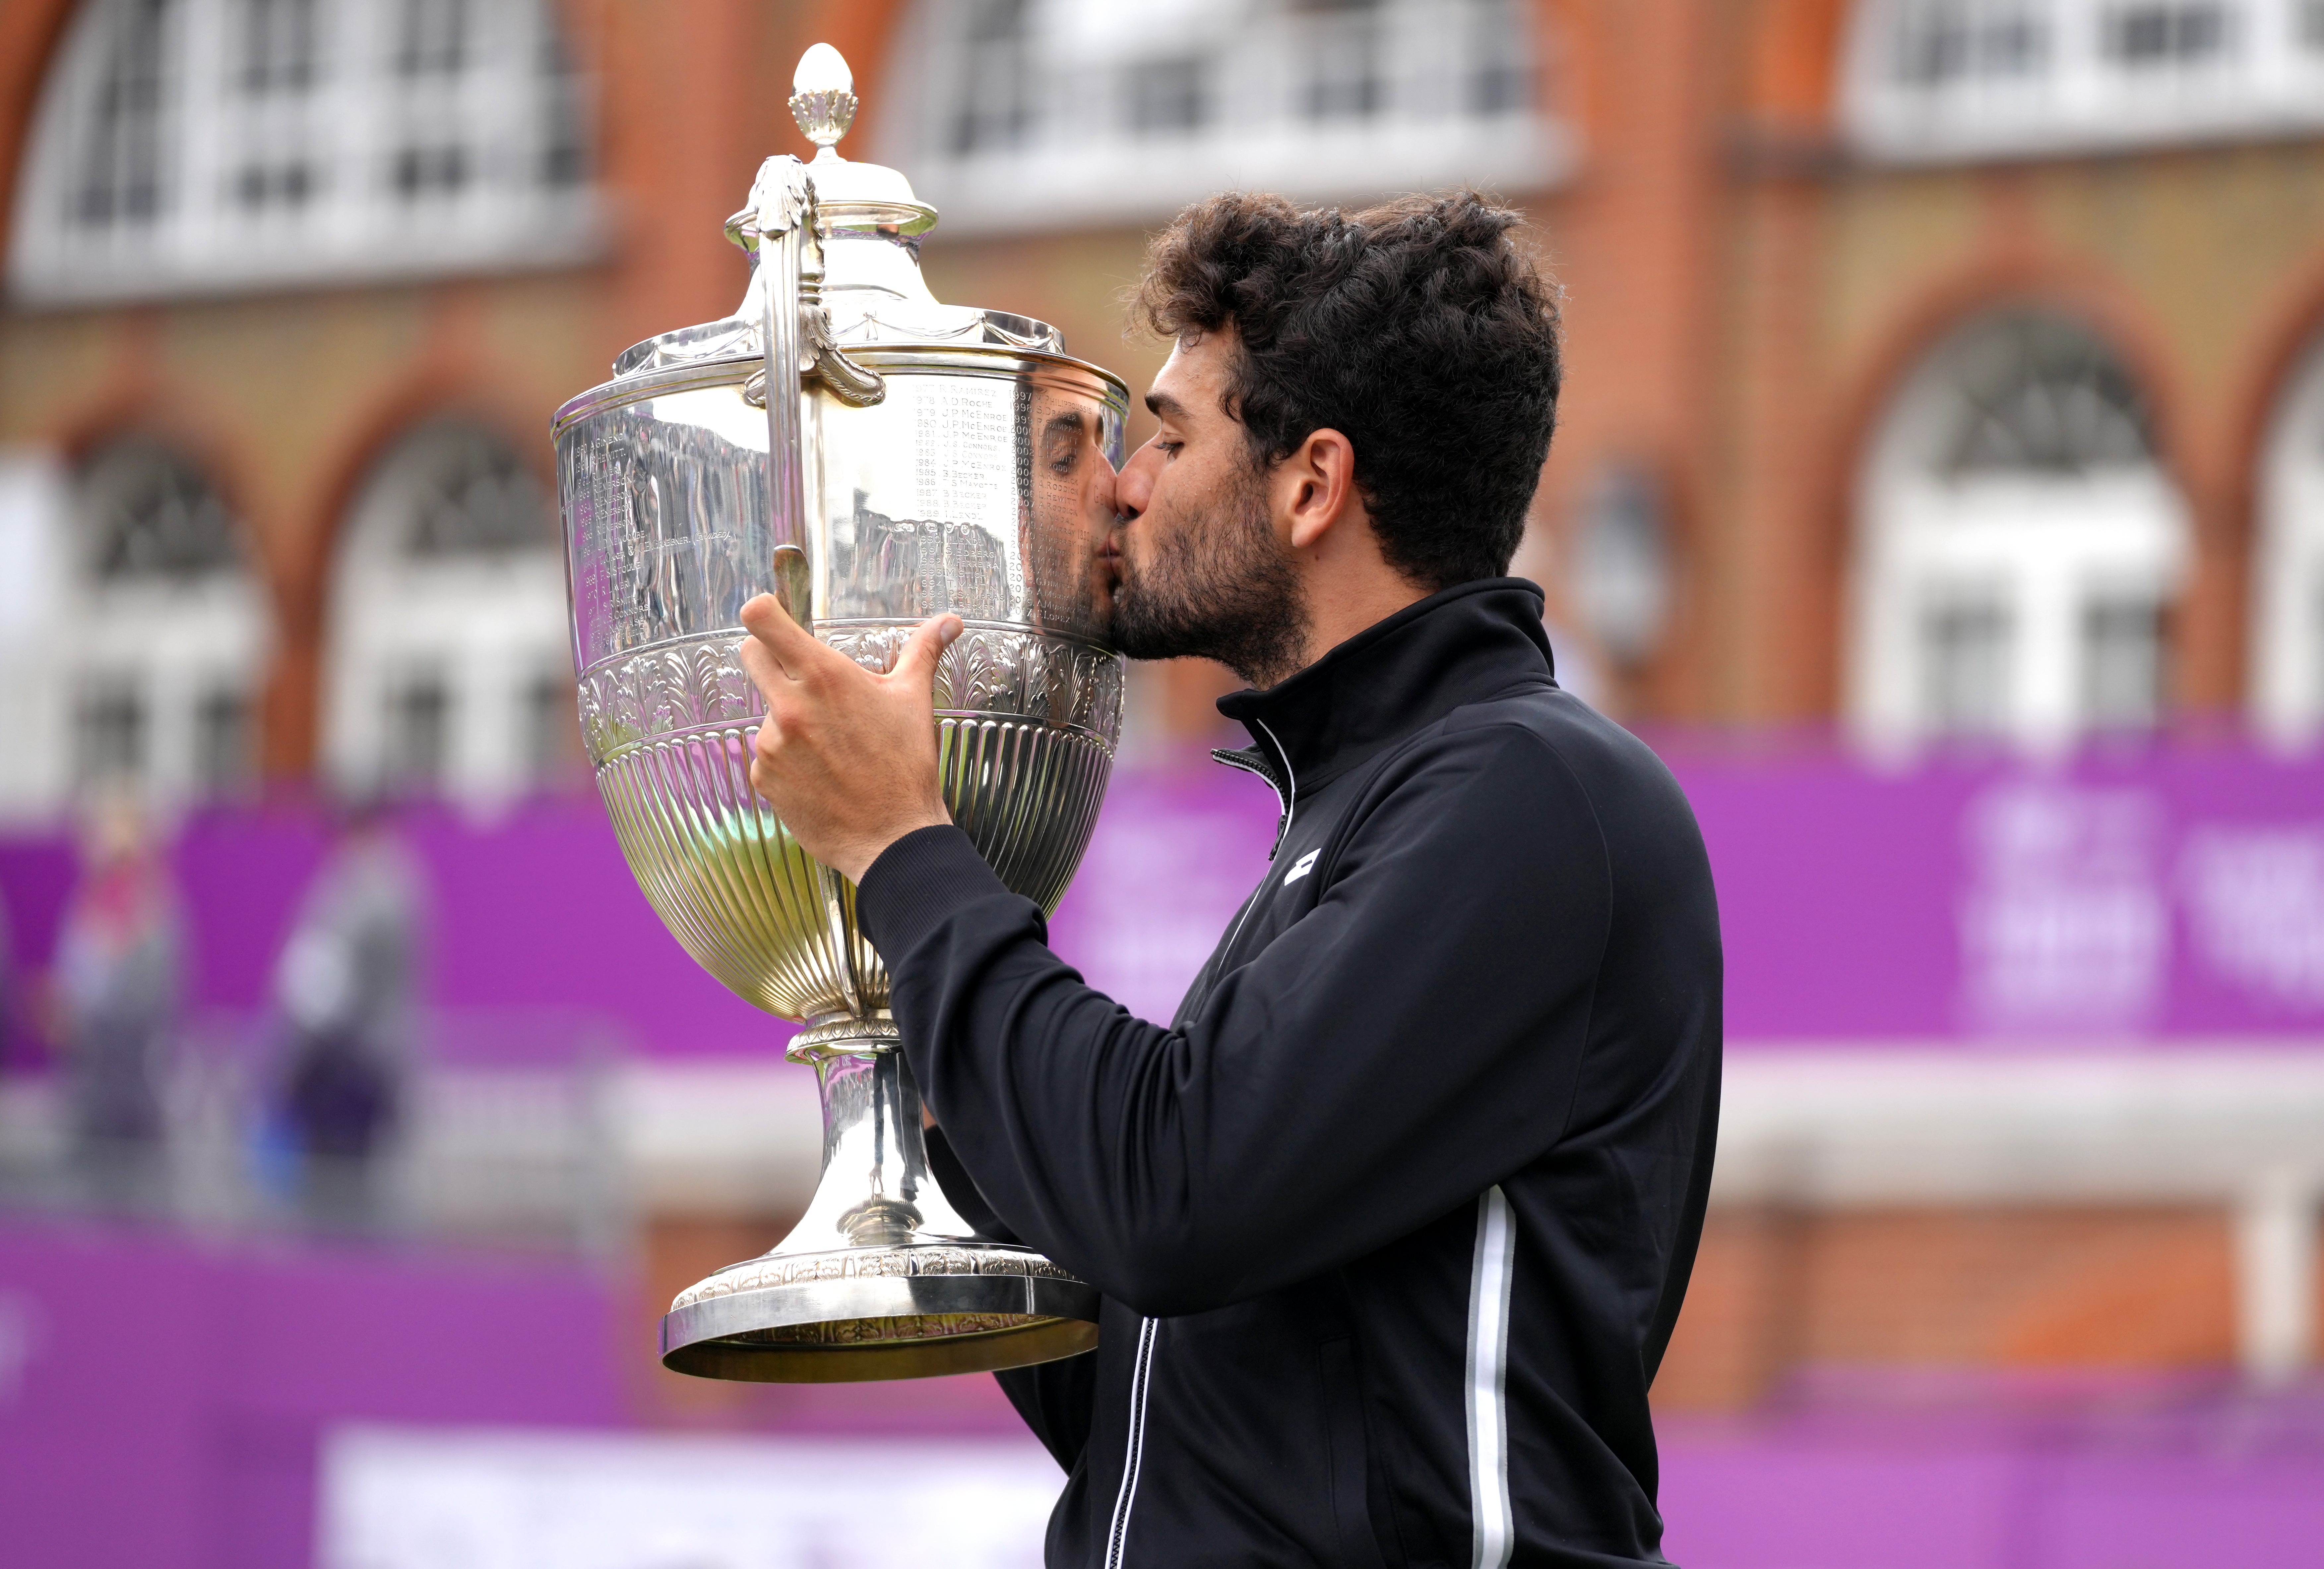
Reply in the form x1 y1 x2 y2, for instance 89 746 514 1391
1666 743 2324 1041
0 801 781 1064
1656 1374 2324 1569
0 1221 623 1569
1050 742 2324 1045
2 740 2321 1058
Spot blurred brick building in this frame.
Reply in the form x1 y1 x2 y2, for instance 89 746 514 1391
2 0 2321 1421
12 0 2324 790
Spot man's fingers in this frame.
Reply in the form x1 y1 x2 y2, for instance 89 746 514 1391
735 630 786 697
889 614 964 691
739 591 821 681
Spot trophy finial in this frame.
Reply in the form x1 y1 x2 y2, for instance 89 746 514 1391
791 43 857 158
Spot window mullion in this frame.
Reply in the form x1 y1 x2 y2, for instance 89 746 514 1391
324 0 375 263
175 0 228 284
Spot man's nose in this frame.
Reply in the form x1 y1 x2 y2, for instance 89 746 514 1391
1115 442 1159 519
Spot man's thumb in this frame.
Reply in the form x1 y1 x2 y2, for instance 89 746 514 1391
892 613 964 688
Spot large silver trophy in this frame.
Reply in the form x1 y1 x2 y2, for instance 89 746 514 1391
551 45 1126 1382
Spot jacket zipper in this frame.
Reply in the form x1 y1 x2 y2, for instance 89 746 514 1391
1211 720 1296 859
1103 1316 1160 1569
1210 721 1301 968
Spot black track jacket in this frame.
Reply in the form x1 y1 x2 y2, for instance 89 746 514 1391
856 579 1723 1569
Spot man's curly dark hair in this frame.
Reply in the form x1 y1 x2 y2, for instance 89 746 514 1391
1134 189 1562 593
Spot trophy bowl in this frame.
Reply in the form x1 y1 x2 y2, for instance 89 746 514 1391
550 45 1125 1382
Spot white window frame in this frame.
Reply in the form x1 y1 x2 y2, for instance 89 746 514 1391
0 439 276 819
1844 0 2324 163
75 440 274 804
1849 315 2193 755
880 0 1575 236
2252 334 2324 747
323 423 571 808
8 0 597 306
0 451 75 821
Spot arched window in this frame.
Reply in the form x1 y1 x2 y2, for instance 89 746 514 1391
884 0 1571 233
322 422 570 804
8 0 595 304
67 438 272 799
2252 335 2324 746
1844 0 2324 161
1849 312 2192 752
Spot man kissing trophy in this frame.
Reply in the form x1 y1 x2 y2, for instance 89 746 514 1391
551 44 1127 1383
554 29 1722 1566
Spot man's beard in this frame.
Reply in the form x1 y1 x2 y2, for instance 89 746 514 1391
1109 465 1309 687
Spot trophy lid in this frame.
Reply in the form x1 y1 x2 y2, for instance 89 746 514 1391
606 44 1063 380
786 43 936 237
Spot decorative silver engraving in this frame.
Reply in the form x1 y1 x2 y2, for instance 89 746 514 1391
674 1245 1079 1310
578 624 1121 767
737 1314 1044 1347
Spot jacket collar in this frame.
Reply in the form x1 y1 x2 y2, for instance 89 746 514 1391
1213 578 1558 801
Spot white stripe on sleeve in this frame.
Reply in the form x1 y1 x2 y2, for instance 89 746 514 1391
1466 1184 1517 1569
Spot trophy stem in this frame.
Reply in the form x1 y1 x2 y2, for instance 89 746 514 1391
779 1033 975 1252
658 1028 1100 1383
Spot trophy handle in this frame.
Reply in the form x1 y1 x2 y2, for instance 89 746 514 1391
747 155 819 632
739 157 886 633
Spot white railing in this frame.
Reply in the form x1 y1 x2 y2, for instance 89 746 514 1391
0 1013 635 1251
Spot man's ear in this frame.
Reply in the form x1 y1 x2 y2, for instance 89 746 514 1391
1278 429 1360 552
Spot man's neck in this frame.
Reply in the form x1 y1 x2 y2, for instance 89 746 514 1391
1260 577 1430 689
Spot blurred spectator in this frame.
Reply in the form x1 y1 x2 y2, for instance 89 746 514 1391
50 790 183 1208
271 801 425 1229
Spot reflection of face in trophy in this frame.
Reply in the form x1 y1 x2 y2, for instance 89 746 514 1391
1021 386 1122 635
550 43 1127 1382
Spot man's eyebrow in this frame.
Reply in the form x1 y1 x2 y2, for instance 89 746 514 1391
1145 390 1188 422
1042 410 1084 441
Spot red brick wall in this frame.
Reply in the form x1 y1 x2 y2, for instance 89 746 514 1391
1650 1205 2314 1412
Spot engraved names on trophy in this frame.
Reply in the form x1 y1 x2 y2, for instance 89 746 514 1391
595 432 660 656
906 378 1027 615
564 431 636 657
910 378 1010 523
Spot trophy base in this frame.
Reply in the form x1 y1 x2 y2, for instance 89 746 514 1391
660 1242 1100 1382
657 1030 1100 1382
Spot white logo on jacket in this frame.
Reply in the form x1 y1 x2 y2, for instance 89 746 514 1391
1282 849 1320 886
